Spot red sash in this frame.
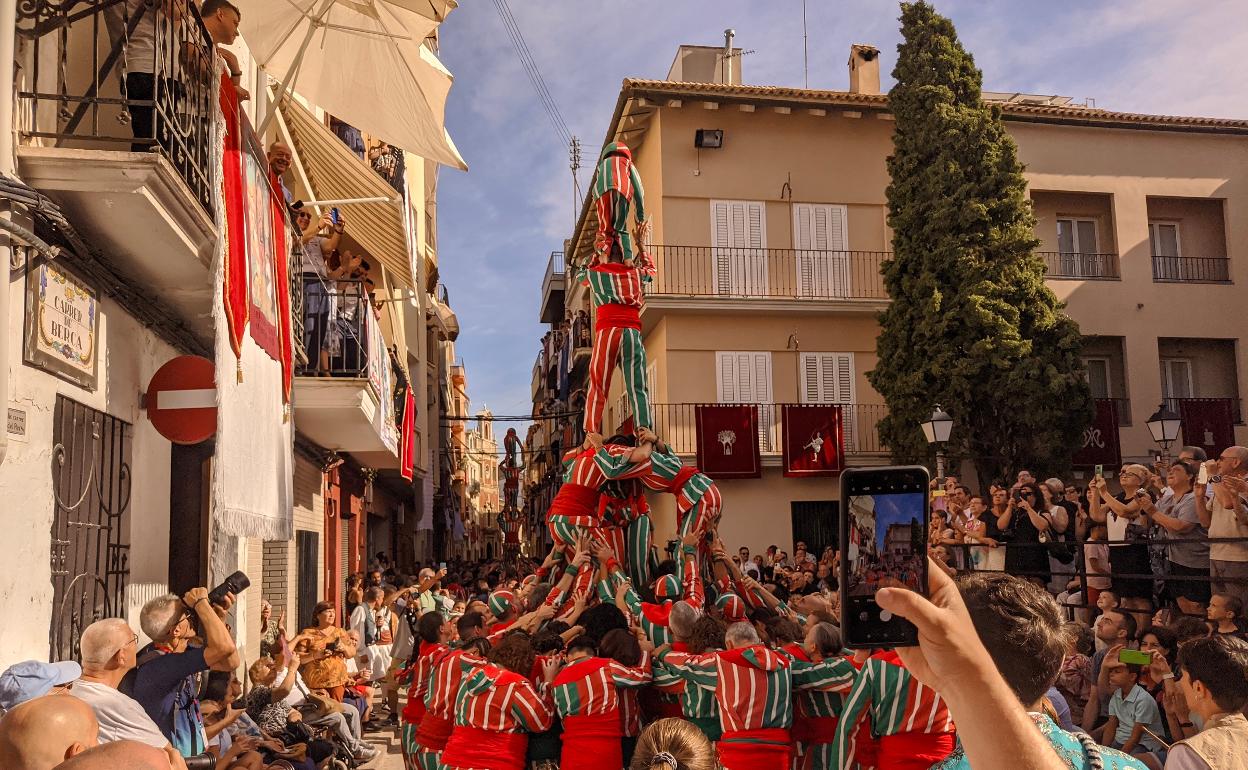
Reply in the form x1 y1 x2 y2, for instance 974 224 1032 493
414 712 454 751
719 727 792 770
549 483 599 521
561 711 624 770
595 304 641 330
440 725 529 770
875 730 956 769
667 465 698 493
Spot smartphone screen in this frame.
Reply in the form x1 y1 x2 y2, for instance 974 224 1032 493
1094 464 1103 478
1197 463 1209 485
1118 649 1152 666
439 561 447 571
330 207 341 225
840 465 930 648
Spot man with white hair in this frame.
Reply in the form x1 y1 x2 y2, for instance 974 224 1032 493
131 587 240 759
656 621 796 769
1202 445 1248 605
651 600 720 741
70 619 187 770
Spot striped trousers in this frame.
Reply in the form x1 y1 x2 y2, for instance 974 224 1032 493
599 515 653 587
583 324 651 435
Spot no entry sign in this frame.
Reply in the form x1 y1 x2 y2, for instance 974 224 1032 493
147 355 217 445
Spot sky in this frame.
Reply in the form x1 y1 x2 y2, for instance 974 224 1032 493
432 0 1247 418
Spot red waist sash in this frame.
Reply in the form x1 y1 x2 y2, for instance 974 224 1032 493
440 725 529 770
596 304 641 330
791 714 838 745
548 483 599 521
719 727 792 770
667 465 698 493
414 712 454 751
875 730 956 769
402 694 425 726
561 711 624 770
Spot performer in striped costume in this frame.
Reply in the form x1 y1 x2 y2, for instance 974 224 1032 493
413 637 491 770
631 429 722 547
650 602 721 742
592 141 649 266
399 612 453 770
499 508 523 554
546 439 653 560
441 635 560 770
780 623 858 770
830 650 956 770
580 260 654 438
656 622 795 770
551 636 652 770
500 428 522 510
596 536 704 647
598 478 653 586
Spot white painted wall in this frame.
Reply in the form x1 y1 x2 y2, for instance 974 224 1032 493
1 272 179 661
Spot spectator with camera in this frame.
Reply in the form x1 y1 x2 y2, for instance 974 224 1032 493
1198 446 1248 606
293 601 357 702
130 585 240 761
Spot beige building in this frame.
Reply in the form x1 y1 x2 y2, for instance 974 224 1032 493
542 44 1248 557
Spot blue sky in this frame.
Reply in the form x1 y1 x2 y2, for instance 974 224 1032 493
433 0 1246 417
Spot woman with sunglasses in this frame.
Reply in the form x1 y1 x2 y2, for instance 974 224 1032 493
1089 465 1155 629
997 482 1051 587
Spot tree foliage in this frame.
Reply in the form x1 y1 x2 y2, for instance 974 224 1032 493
867 1 1094 482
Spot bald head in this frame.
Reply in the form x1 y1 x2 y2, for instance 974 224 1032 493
51 740 167 770
0 694 98 769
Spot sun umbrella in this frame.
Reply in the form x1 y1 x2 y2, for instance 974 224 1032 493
237 0 466 170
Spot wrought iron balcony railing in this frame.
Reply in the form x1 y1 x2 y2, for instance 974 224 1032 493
1038 252 1121 280
1151 256 1231 284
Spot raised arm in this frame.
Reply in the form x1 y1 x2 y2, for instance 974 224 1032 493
653 647 718 690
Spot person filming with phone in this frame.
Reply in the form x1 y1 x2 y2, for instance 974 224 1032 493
1198 446 1248 606
129 585 241 762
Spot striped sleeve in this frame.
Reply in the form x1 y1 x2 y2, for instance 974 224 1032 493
629 162 646 224
679 546 704 609
595 445 650 481
791 657 857 692
608 653 653 689
509 680 555 733
650 661 685 693
606 562 643 616
657 650 718 690
831 661 875 770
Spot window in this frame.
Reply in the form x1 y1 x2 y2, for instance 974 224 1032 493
1083 357 1111 399
1160 358 1193 401
716 351 775 451
711 200 768 296
792 203 850 297
800 352 857 449
1057 218 1098 254
1149 222 1181 258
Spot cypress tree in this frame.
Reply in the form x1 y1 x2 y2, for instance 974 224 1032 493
867 1 1093 482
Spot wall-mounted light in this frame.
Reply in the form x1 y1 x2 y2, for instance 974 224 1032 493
694 129 724 149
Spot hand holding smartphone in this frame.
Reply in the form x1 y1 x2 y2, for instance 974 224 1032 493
1118 648 1152 666
840 465 930 648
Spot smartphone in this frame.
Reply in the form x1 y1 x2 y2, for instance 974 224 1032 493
1094 464 1103 478
1118 649 1153 666
330 207 341 225
439 561 447 571
1198 464 1210 485
840 465 930 648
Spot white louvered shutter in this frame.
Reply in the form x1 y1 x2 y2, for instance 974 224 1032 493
716 352 774 451
712 201 768 296
792 204 849 297
799 352 856 449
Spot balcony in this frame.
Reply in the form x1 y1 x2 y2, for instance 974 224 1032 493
647 245 889 302
1039 252 1120 280
539 251 567 323
1164 397 1243 427
1151 256 1231 284
293 280 402 468
17 0 221 342
649 402 888 457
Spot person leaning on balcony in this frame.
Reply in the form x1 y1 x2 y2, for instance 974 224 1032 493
296 208 346 375
1198 446 1248 606
267 142 294 203
199 0 249 102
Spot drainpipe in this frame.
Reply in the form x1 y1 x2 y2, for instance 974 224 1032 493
0 0 20 467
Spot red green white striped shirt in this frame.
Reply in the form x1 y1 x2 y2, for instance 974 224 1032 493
657 645 794 735
453 663 554 734
551 654 652 720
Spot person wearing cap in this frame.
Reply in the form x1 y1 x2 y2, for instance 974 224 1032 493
0 693 98 769
594 532 704 648
0 659 81 713
68 618 187 770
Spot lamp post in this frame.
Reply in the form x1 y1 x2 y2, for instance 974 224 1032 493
920 405 954 486
1145 403 1182 464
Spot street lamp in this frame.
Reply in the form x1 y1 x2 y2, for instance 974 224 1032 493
920 405 954 485
1145 403 1182 463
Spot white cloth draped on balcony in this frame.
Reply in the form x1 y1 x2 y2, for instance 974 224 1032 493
235 0 466 170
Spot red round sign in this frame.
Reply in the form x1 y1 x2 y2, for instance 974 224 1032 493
147 355 217 445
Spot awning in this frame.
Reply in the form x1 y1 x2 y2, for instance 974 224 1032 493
281 97 414 287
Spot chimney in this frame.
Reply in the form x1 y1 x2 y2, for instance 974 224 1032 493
848 44 880 95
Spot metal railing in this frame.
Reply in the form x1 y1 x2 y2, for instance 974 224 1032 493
1103 397 1132 427
647 402 888 456
645 245 890 300
1163 397 1244 426
548 250 566 278
297 278 374 377
1038 252 1121 280
1152 256 1232 283
18 0 219 214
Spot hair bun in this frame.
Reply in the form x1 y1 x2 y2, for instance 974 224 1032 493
652 751 678 770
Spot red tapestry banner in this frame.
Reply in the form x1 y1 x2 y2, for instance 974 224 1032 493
269 174 293 402
400 385 416 481
695 404 761 479
219 72 249 357
1072 399 1122 469
1179 398 1236 459
782 405 845 477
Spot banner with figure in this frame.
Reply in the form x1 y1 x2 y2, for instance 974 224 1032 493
1179 398 1235 459
1072 399 1121 469
782 404 845 477
695 404 761 479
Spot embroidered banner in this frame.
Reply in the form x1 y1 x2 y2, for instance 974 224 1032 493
219 73 249 357
400 384 416 481
1072 399 1122 469
695 404 761 479
1179 398 1236 459
781 404 845 477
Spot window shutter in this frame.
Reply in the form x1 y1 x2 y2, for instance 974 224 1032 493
793 204 848 297
712 201 732 294
799 352 856 448
716 352 738 402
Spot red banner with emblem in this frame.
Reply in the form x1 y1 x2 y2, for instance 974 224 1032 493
781 405 845 477
400 385 416 481
1179 399 1236 459
1072 399 1122 469
219 73 249 358
695 404 761 479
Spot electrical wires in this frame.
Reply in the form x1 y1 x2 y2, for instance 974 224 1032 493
490 0 572 147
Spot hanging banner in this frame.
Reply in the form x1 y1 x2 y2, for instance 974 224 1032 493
1072 399 1122 469
219 72 249 358
1179 399 1235 459
781 404 845 477
695 404 761 479
400 385 416 481
365 309 400 455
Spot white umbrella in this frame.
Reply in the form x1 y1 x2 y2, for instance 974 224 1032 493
238 0 466 170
